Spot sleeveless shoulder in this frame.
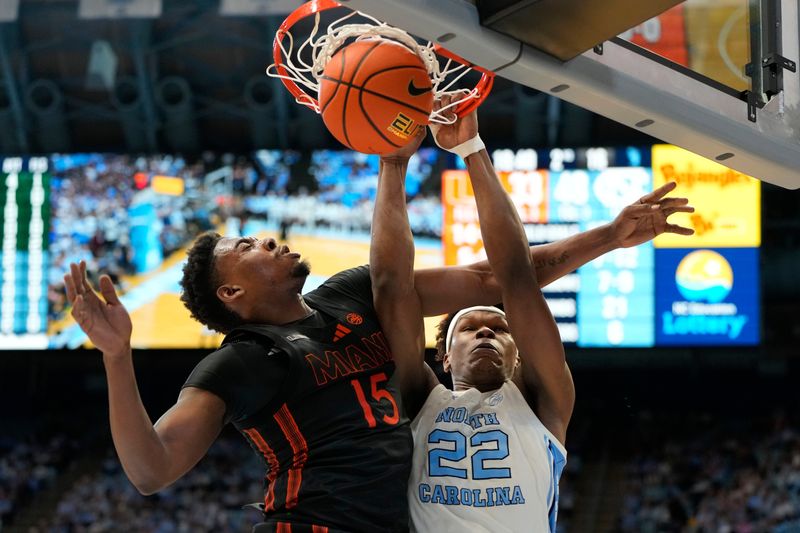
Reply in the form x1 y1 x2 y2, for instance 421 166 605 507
183 341 288 424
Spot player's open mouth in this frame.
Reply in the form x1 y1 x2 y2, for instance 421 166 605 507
279 245 300 259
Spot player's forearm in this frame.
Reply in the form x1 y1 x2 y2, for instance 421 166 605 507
465 150 533 284
529 223 616 287
371 159 415 294
103 350 171 494
415 223 616 316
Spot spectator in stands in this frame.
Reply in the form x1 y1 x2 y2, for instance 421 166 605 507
619 413 800 532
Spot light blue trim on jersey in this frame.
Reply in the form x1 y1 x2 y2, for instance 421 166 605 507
545 436 567 533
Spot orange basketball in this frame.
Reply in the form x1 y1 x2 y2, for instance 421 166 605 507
319 39 434 155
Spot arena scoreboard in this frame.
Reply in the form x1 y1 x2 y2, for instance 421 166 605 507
442 146 760 348
0 157 50 349
0 146 761 350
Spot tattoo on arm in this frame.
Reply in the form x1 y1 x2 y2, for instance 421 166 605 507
533 252 570 270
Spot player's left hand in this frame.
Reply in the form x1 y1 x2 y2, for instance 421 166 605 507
381 126 426 164
610 181 695 248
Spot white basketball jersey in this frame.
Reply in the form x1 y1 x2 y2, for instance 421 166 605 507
409 381 567 533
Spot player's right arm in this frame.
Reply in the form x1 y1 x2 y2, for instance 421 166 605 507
370 132 438 417
64 262 224 495
431 99 572 445
464 149 574 445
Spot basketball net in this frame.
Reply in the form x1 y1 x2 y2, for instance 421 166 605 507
267 7 485 124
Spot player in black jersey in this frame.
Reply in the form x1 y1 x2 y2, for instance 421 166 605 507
64 134 694 532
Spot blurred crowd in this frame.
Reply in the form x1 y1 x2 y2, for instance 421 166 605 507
46 150 443 329
25 435 576 533
0 435 78 529
244 190 441 239
47 154 219 324
31 437 264 533
557 456 579 533
245 149 442 238
619 412 800 532
7 411 800 532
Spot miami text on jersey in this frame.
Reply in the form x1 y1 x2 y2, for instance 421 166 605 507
304 331 393 386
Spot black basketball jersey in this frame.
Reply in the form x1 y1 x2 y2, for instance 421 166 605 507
225 267 412 533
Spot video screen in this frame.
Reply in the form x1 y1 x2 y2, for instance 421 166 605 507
0 145 759 350
39 150 441 349
442 145 760 348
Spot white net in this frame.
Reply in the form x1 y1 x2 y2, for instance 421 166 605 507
267 8 480 124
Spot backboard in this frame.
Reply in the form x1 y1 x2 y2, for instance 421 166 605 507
343 0 800 190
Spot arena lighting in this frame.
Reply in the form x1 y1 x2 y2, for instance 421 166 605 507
78 0 161 20
24 80 70 153
154 76 199 153
111 76 149 152
0 86 24 152
86 40 118 91
219 0 302 16
243 75 277 148
0 0 19 22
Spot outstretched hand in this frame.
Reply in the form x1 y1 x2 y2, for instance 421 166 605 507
429 92 479 150
611 181 695 248
64 261 132 358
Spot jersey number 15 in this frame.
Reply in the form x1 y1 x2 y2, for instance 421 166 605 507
350 372 399 428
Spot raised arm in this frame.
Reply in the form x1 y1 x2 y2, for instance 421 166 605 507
467 149 573 444
64 262 224 494
414 181 694 316
370 131 438 417
431 99 571 443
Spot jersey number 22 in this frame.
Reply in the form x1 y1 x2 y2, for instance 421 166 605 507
428 429 511 480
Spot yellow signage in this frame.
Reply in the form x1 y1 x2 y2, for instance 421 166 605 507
652 145 760 248
152 175 185 196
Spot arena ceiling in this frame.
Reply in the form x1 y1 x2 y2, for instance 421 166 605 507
0 0 650 155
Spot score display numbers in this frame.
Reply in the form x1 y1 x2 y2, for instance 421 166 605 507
0 157 50 349
442 146 760 348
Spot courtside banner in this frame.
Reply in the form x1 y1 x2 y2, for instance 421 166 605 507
655 247 759 346
652 144 761 249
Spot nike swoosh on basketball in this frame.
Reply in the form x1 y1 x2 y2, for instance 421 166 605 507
407 80 432 96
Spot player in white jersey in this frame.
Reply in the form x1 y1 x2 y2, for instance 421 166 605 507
408 303 567 533
369 96 694 532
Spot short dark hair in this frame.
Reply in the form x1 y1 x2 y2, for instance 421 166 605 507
180 232 244 334
434 312 457 362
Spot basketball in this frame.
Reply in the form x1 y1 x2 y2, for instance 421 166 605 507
318 39 434 155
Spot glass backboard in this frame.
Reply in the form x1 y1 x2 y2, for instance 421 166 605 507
344 0 800 189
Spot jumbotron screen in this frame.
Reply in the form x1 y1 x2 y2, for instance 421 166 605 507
443 145 760 347
0 146 759 350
